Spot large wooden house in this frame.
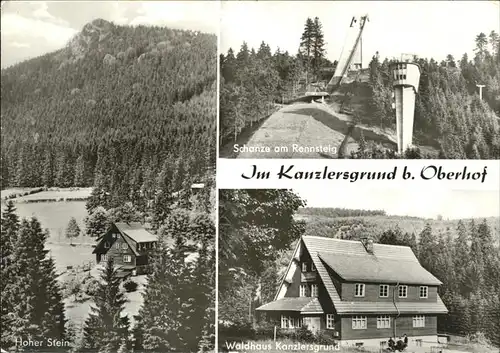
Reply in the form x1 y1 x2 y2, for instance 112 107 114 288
256 236 448 350
92 222 158 276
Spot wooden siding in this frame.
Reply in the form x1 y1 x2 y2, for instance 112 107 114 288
96 225 136 267
341 283 438 302
340 315 437 340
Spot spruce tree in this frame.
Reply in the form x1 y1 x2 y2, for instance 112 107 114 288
311 17 326 77
2 218 66 349
66 217 81 244
81 258 130 352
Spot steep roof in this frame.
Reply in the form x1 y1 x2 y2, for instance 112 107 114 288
259 236 448 315
256 298 325 314
302 236 447 314
115 222 157 243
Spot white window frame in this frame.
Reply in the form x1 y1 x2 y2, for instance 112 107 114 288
302 262 307 272
101 254 108 262
376 315 391 329
300 284 308 297
123 255 132 263
326 314 335 329
281 315 289 329
281 315 301 329
379 284 389 298
311 284 318 297
419 286 428 298
398 285 408 298
413 315 425 328
354 283 365 297
115 242 120 249
352 316 367 330
122 243 128 250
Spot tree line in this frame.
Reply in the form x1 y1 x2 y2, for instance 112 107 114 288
218 190 500 348
366 31 500 159
1 198 215 352
219 17 331 145
1 19 216 195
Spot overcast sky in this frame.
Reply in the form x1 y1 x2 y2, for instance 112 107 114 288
221 1 500 66
1 1 219 68
293 187 500 220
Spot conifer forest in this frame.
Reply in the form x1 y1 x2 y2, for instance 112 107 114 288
1 17 216 353
220 16 500 159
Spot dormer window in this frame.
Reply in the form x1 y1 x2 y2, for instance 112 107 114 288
355 283 365 297
302 263 307 272
419 286 428 298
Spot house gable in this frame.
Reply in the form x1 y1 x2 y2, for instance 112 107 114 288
93 223 138 256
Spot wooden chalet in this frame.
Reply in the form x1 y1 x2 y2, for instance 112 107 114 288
256 236 448 350
92 222 158 277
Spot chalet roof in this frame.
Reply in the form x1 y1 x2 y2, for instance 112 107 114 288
318 251 442 285
256 297 324 314
261 236 448 315
115 222 157 243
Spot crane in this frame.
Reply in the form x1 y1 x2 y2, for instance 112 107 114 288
326 14 369 93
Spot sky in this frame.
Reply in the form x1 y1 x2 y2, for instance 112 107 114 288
221 1 500 66
1 1 219 68
292 187 500 220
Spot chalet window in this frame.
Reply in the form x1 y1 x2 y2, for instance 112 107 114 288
104 242 110 249
311 263 316 271
300 284 308 297
281 315 289 329
281 316 302 329
377 316 391 329
302 262 307 272
354 283 365 297
101 254 108 262
419 286 428 298
379 284 389 297
115 242 120 249
352 316 367 330
413 315 425 328
123 255 132 263
311 284 318 297
398 285 408 298
122 243 128 250
326 314 335 329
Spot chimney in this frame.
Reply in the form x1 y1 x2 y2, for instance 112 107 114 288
361 237 374 254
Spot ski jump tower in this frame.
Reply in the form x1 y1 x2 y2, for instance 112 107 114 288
390 60 421 154
326 14 369 93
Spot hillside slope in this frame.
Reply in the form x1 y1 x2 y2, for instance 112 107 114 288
1 19 216 198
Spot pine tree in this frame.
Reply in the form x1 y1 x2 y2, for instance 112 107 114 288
136 233 192 351
85 206 110 238
66 217 81 244
300 17 315 85
311 17 326 77
74 155 86 186
1 218 66 349
81 258 130 352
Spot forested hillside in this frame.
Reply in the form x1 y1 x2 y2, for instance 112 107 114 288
219 191 500 348
365 31 500 159
1 19 217 197
221 16 500 158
